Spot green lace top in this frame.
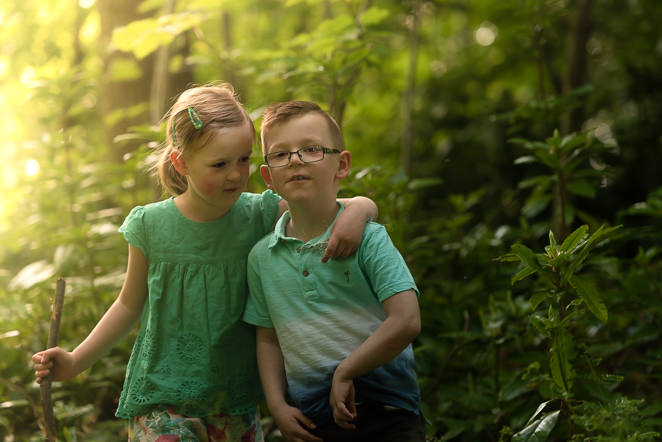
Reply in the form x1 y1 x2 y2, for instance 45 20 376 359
115 190 280 418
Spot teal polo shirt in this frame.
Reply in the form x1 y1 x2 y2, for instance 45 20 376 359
244 202 421 425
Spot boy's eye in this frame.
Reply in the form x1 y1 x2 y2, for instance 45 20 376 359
213 162 226 168
240 156 250 163
271 151 289 159
302 146 321 154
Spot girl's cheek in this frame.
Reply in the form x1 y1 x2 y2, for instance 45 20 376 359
200 178 220 194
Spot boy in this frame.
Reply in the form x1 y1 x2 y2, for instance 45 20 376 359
243 101 425 442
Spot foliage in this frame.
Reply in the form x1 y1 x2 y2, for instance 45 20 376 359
1 0 662 441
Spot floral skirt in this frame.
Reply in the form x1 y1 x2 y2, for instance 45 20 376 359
128 407 263 442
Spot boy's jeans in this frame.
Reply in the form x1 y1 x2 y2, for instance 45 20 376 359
311 401 425 442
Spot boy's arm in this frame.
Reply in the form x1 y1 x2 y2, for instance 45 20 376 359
323 196 378 262
256 327 322 442
330 289 420 429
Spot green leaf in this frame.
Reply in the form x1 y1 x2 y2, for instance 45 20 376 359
518 175 550 189
560 225 588 252
407 177 443 190
112 12 207 59
514 155 538 165
513 410 560 442
112 18 172 59
361 6 389 26
522 194 552 218
550 329 574 392
524 400 555 427
568 275 608 323
530 292 548 310
567 179 596 198
559 133 586 152
512 266 538 285
565 224 620 278
512 244 543 270
496 252 520 263
9 260 55 290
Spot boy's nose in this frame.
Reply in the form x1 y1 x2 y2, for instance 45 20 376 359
288 151 305 166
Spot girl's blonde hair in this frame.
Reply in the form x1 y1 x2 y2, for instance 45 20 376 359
154 83 255 196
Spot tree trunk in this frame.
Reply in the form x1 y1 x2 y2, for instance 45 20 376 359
401 1 420 180
97 0 192 161
554 0 593 240
561 0 593 135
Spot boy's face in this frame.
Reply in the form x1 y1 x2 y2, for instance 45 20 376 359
260 112 350 204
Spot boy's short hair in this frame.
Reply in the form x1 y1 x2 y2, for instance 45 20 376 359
260 101 345 153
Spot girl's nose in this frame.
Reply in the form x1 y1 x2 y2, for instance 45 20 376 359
227 165 241 182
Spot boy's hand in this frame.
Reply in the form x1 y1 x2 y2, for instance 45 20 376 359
32 347 76 383
330 374 357 430
271 403 322 442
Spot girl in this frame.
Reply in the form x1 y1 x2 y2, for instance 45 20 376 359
32 84 376 441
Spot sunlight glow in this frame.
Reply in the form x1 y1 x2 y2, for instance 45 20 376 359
475 22 497 46
20 66 35 85
25 159 40 176
79 0 96 8
0 57 7 78
80 12 100 42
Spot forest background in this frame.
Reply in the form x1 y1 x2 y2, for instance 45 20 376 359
1 0 661 441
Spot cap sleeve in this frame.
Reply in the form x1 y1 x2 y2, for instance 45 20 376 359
258 189 281 233
118 206 147 254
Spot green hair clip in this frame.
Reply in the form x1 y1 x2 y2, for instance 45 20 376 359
171 107 203 148
187 107 203 130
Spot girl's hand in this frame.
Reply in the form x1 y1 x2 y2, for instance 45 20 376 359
32 347 77 383
324 196 377 262
323 215 363 262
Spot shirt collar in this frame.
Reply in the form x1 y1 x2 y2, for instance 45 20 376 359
268 201 346 249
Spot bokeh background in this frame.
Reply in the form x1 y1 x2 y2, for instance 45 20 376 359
1 1 661 440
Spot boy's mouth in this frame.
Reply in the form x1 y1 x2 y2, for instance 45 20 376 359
287 175 309 183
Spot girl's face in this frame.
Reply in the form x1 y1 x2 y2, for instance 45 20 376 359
175 122 253 217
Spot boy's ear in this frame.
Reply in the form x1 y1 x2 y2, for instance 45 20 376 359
260 164 275 190
170 151 187 176
335 150 351 180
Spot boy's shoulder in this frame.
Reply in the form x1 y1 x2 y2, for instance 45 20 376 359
248 230 277 259
360 220 390 243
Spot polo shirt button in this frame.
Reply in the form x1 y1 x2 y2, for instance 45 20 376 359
302 270 310 277
296 247 301 253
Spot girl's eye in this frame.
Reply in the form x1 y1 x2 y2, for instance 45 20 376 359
213 162 226 168
240 156 250 163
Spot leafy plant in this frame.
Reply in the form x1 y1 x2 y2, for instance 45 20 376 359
509 129 614 240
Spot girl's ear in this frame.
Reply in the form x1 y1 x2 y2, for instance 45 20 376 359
260 164 275 190
335 150 351 180
170 151 187 176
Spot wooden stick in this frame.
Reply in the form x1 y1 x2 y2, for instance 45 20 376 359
40 278 66 442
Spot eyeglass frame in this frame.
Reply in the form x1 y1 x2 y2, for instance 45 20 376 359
264 145 341 168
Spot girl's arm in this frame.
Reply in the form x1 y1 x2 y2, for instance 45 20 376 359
323 196 378 262
256 327 322 442
329 290 420 429
33 244 149 382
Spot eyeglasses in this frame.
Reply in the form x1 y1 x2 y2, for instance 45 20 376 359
264 145 341 168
